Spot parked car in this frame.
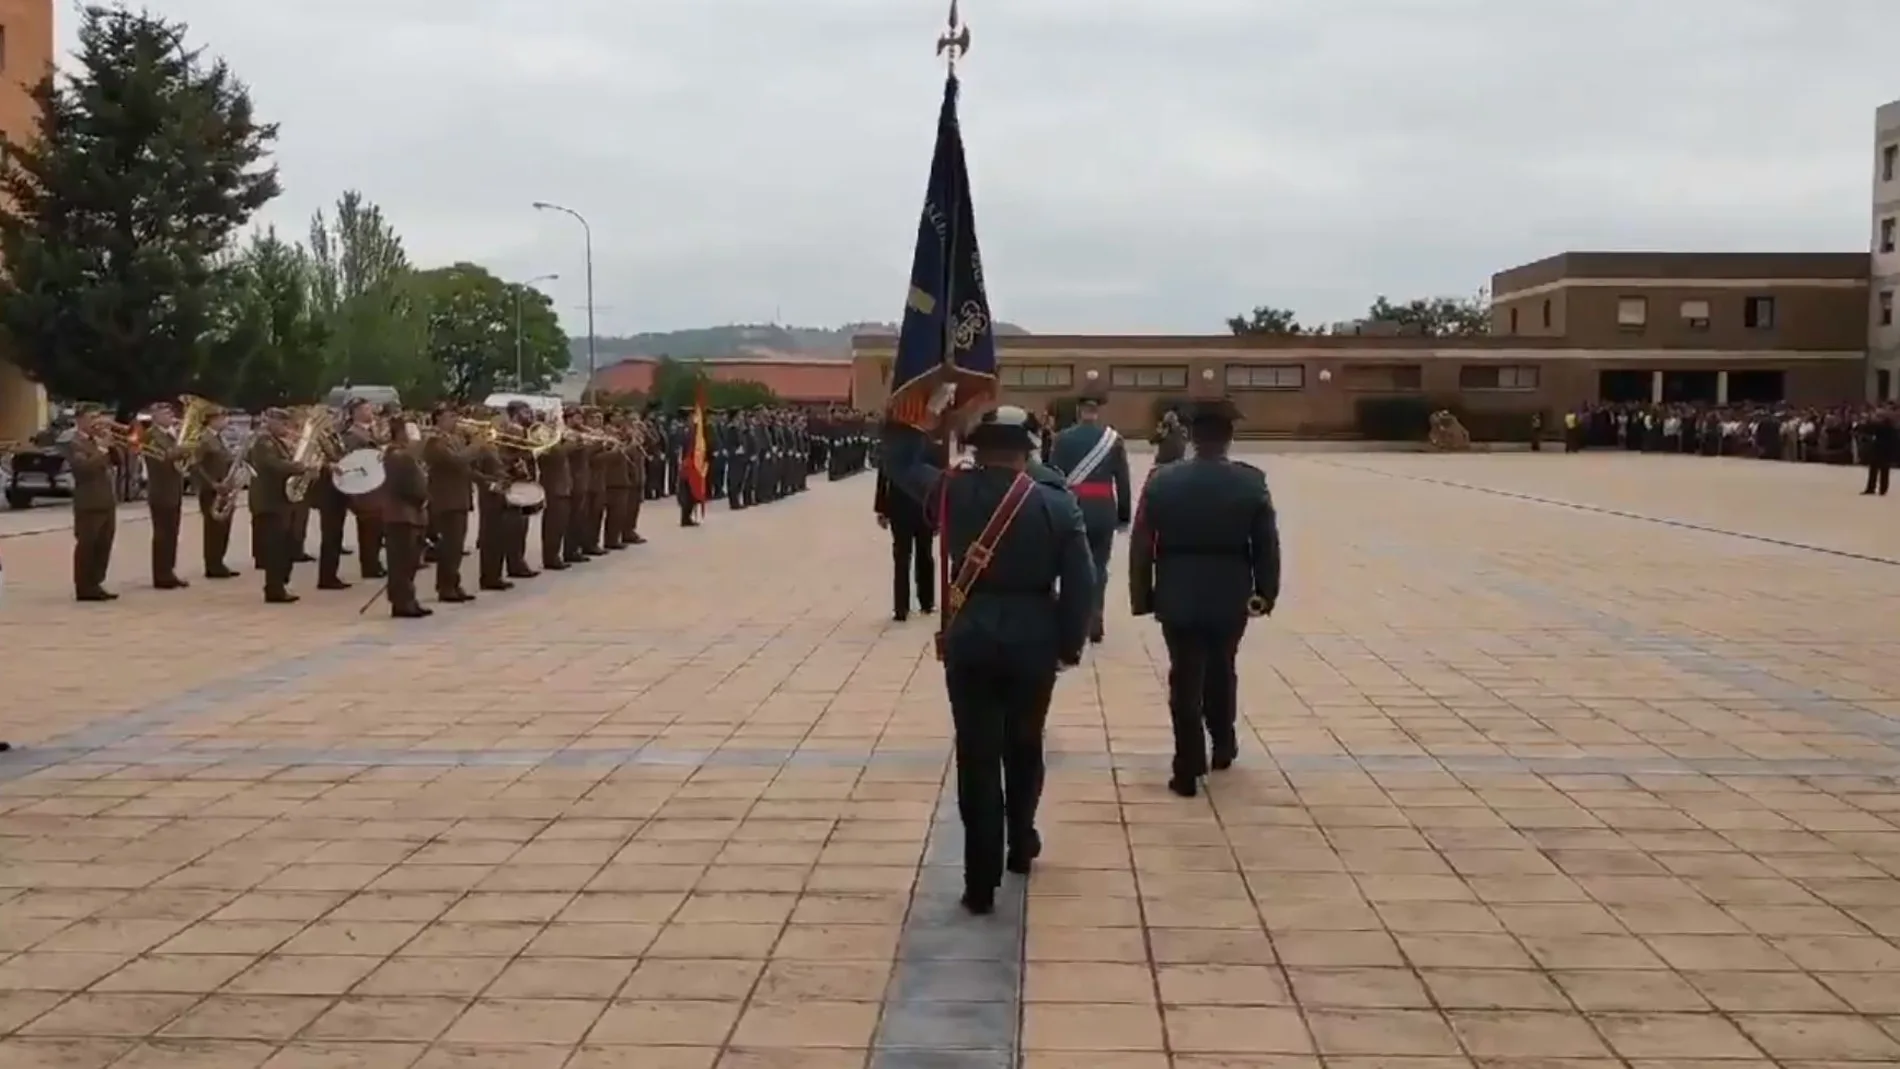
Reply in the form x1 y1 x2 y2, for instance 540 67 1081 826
4 426 76 509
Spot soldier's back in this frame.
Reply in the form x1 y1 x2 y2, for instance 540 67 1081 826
941 465 1092 653
1140 458 1275 628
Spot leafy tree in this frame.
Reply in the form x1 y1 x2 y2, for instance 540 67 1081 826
201 227 330 409
412 262 567 402
0 5 279 415
1226 305 1303 336
309 190 427 393
1365 291 1491 337
648 356 778 411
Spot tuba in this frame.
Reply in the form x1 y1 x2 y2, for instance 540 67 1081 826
172 395 215 472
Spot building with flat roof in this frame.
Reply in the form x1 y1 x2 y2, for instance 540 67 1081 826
591 357 854 407
0 0 54 442
1871 99 1900 400
852 250 1871 434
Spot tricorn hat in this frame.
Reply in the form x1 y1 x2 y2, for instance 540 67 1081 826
963 404 1037 450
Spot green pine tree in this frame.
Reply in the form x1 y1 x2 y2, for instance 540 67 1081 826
0 5 279 414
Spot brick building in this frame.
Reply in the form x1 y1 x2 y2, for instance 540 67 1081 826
0 0 53 443
590 357 854 407
851 250 1873 435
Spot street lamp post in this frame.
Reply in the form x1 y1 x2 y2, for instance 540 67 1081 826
531 201 595 399
514 273 559 390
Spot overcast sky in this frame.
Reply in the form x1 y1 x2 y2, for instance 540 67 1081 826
74 1 1900 335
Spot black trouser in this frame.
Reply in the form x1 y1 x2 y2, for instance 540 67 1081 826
432 509 471 597
148 499 182 584
943 638 1057 893
256 510 294 597
1866 459 1891 496
73 508 116 596
386 522 423 613
198 492 232 573
1161 623 1244 779
316 498 348 584
891 523 933 615
540 496 569 567
1085 527 1114 638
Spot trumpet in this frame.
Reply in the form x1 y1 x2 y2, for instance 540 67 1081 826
456 418 560 455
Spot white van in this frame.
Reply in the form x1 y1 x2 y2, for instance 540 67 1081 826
482 392 563 416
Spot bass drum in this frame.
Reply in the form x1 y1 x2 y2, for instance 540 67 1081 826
504 481 547 513
332 448 387 496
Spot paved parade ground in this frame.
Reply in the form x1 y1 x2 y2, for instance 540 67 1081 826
4 451 1900 1068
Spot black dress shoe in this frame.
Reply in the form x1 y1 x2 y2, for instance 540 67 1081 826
1211 744 1237 772
206 569 240 579
893 611 908 623
392 605 433 619
362 568 387 580
1168 775 1199 798
629 534 647 545
479 581 514 592
155 578 190 590
317 579 352 591
508 569 539 579
292 553 316 563
439 592 476 604
1007 829 1042 876
76 590 117 602
265 592 300 604
960 887 996 915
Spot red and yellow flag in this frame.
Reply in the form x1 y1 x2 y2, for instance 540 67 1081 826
684 382 710 508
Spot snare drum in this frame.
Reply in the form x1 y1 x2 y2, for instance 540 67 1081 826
503 481 546 513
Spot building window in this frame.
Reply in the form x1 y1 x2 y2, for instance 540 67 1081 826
1886 144 1897 182
1458 364 1539 391
1508 307 1519 333
1340 364 1423 392
1540 299 1551 328
1679 299 1711 330
998 363 1073 388
1108 365 1188 389
1881 290 1894 327
1224 364 1303 390
1883 217 1896 254
1616 296 1647 330
1744 295 1776 330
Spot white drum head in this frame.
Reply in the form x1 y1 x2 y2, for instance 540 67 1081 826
504 481 546 508
334 448 386 495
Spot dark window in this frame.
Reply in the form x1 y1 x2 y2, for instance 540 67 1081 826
1616 296 1647 332
1727 369 1785 404
1883 218 1896 254
1341 364 1422 392
1885 144 1897 182
998 364 1073 388
1881 291 1894 327
1743 296 1776 329
1108 365 1187 389
1508 307 1519 333
1224 364 1303 390
1540 298 1551 328
1459 365 1539 390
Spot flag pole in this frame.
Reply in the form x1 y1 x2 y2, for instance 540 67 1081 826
935 0 970 449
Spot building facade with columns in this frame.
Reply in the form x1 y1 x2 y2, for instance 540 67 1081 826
0 0 54 442
1871 99 1900 401
850 251 1869 435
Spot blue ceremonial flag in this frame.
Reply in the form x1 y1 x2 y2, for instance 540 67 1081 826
886 72 997 432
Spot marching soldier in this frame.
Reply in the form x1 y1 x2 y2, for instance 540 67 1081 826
537 414 575 570
1150 409 1187 464
1128 399 1281 798
423 406 478 602
69 405 120 601
191 405 241 579
880 406 1095 915
874 436 941 621
1047 393 1131 644
339 398 388 580
381 415 432 618
142 401 190 590
247 408 306 603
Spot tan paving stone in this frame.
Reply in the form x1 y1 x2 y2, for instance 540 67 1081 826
6 452 1900 1064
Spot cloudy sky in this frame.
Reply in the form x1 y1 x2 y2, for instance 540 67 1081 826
68 0 1900 335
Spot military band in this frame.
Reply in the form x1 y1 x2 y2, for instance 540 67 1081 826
55 393 871 615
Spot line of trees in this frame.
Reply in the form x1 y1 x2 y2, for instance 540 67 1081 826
0 5 571 418
1227 292 1492 338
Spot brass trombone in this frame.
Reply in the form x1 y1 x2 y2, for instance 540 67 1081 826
456 418 560 455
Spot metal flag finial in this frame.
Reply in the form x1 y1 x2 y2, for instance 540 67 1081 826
936 0 969 72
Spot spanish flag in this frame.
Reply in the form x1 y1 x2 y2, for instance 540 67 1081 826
684 382 710 512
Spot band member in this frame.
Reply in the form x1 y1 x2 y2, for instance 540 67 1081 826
248 408 307 603
501 402 539 577
69 404 120 601
565 409 594 562
584 409 612 553
191 406 241 579
381 416 432 618
537 415 574 570
622 418 648 545
602 412 633 550
1048 393 1131 644
339 398 388 580
1129 399 1281 798
305 412 352 590
143 401 190 590
472 414 512 590
423 406 478 602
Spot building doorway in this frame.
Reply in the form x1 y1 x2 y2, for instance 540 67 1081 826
1660 370 1718 404
1878 368 1893 402
1727 370 1785 404
1597 369 1650 403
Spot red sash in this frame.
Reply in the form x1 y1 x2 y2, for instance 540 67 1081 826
934 471 1035 660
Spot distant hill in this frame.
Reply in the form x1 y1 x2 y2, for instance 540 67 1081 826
571 321 1030 365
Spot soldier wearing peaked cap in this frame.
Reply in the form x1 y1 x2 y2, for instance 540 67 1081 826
881 405 1096 916
1047 392 1131 645
1129 398 1282 798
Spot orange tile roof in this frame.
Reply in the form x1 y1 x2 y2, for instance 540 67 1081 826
591 358 853 405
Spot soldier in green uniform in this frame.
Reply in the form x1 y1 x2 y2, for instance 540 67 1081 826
1046 393 1131 644
881 406 1095 914
142 401 190 590
380 415 433 618
68 405 121 601
1128 399 1281 798
247 408 308 604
